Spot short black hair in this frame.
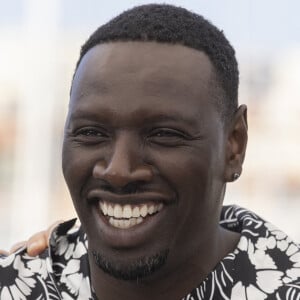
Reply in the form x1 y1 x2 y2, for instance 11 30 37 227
74 3 239 120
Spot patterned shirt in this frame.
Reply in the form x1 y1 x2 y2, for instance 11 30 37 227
1 205 300 300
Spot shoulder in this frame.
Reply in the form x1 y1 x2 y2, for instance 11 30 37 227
221 205 300 299
0 218 91 299
49 219 92 299
0 246 55 299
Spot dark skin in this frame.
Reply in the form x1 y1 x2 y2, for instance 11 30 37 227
62 41 248 300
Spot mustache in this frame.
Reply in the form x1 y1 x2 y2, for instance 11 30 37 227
86 180 154 195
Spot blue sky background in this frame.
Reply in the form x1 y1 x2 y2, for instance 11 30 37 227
1 0 300 54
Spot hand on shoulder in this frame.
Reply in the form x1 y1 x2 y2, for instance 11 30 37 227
0 220 65 257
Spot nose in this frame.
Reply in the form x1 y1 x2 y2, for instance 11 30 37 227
92 133 153 188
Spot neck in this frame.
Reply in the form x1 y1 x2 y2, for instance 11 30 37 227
88 227 240 300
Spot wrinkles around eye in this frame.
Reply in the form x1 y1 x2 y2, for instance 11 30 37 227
69 126 110 144
77 129 106 137
149 128 191 139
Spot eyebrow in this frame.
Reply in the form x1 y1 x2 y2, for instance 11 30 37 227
137 112 198 127
68 108 199 128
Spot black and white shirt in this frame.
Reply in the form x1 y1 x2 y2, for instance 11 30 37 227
1 205 300 299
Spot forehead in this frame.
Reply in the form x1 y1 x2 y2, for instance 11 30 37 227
70 41 218 123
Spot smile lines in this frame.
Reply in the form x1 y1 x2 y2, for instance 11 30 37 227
99 201 164 229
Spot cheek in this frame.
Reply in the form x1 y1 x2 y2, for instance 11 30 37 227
62 143 94 197
150 149 221 255
151 146 215 192
151 146 224 221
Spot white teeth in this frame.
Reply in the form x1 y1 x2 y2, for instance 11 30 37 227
130 218 137 226
140 205 148 217
100 201 165 229
123 205 132 218
114 204 122 218
108 217 140 229
108 205 114 217
148 204 155 215
102 202 108 215
100 202 104 212
99 202 164 219
123 219 131 229
132 206 140 218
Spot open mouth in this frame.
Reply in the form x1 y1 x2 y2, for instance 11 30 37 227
87 189 170 234
99 201 164 229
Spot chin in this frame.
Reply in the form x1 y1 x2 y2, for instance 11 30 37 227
91 249 169 281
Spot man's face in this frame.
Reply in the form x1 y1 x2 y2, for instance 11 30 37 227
62 41 228 280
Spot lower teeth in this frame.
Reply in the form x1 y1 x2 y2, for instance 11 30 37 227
109 217 143 229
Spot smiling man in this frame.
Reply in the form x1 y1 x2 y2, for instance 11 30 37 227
1 4 300 300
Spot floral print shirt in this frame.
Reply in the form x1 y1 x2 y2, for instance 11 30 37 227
1 205 300 300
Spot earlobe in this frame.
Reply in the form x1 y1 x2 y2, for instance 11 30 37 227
224 105 248 182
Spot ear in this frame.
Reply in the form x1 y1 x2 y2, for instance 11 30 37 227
224 105 248 182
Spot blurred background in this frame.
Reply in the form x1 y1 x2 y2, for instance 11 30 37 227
0 0 299 249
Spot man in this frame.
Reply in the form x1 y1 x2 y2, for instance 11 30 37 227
1 4 299 300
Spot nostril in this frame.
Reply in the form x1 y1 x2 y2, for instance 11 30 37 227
101 183 115 193
93 159 154 189
123 182 139 194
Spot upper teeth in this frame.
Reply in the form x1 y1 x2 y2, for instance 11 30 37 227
99 202 163 219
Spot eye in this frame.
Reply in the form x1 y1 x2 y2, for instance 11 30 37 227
77 128 105 137
147 128 189 146
151 129 183 138
73 127 109 144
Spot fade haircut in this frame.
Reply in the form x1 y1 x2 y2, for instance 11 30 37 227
74 4 239 120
